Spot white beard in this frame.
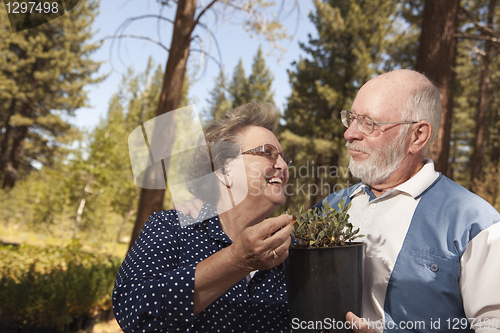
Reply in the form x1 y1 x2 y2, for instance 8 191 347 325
347 131 408 186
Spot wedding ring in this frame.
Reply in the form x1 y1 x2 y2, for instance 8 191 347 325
272 250 279 259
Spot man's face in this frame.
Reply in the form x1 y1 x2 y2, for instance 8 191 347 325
344 78 411 185
346 129 408 185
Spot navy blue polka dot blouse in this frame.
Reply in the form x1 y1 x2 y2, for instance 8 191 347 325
112 203 290 332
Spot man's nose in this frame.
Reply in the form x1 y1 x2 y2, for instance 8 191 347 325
344 119 363 141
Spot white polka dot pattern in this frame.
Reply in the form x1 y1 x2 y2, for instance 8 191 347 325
112 203 290 332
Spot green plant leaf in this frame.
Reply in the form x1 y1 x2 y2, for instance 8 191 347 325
289 201 362 248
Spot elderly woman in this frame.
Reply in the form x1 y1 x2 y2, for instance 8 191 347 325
112 103 293 332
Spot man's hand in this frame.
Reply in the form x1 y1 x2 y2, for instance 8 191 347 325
346 312 377 333
175 198 204 219
230 214 293 271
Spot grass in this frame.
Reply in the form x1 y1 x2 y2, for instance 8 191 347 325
0 223 129 259
0 223 128 333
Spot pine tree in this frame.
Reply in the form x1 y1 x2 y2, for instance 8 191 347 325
73 93 137 238
281 0 400 210
63 58 189 241
247 46 274 104
228 59 250 107
226 47 274 108
450 0 500 206
0 0 103 189
416 0 460 176
205 67 232 121
467 0 498 190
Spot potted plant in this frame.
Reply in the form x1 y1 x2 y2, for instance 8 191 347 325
284 199 365 333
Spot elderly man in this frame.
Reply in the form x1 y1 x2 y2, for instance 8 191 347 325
316 69 500 332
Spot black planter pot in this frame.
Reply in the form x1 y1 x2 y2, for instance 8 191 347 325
284 242 365 333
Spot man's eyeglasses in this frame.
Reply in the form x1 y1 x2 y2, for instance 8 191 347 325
242 144 292 167
341 110 418 135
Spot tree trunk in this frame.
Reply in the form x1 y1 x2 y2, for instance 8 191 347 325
494 131 500 208
117 208 136 244
415 0 460 176
74 198 87 237
73 171 93 238
470 0 496 190
2 125 28 189
0 99 16 178
128 0 197 250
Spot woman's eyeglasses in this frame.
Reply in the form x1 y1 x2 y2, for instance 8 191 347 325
242 144 292 167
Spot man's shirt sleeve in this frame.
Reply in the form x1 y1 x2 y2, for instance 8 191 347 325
460 222 500 332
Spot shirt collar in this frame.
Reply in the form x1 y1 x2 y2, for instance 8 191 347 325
393 159 439 198
348 159 439 200
350 184 366 198
188 202 232 244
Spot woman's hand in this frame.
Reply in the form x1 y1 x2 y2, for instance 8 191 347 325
229 214 293 271
193 213 293 315
175 198 204 219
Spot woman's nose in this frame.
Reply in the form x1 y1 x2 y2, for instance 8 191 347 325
275 154 289 170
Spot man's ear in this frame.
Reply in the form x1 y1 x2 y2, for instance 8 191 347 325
409 121 432 154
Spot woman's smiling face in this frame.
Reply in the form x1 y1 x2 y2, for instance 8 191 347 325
232 125 290 210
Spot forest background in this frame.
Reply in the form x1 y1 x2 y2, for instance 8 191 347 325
2 0 500 329
1 0 500 285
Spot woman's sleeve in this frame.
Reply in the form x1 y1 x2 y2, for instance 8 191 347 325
112 211 196 333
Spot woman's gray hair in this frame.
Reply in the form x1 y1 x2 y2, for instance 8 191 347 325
401 79 442 156
187 103 280 204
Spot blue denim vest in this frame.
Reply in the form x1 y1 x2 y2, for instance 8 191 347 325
317 175 499 332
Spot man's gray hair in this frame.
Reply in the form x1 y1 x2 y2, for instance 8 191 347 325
401 81 442 156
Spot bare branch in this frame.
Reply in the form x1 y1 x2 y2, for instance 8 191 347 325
189 35 209 77
458 6 498 37
191 48 220 63
281 0 301 40
191 22 223 68
117 14 175 28
104 14 175 72
157 5 167 48
190 48 221 70
455 33 500 43
459 43 487 56
218 1 249 13
191 0 219 36
158 0 177 7
118 0 138 10
100 35 170 52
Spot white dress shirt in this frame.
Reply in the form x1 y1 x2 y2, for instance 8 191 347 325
347 159 500 331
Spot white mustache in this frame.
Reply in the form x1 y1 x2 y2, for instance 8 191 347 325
346 142 370 155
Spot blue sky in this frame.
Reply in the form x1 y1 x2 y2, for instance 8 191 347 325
73 0 317 130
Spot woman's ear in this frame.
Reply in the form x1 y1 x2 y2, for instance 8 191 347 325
215 167 232 189
409 121 432 154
